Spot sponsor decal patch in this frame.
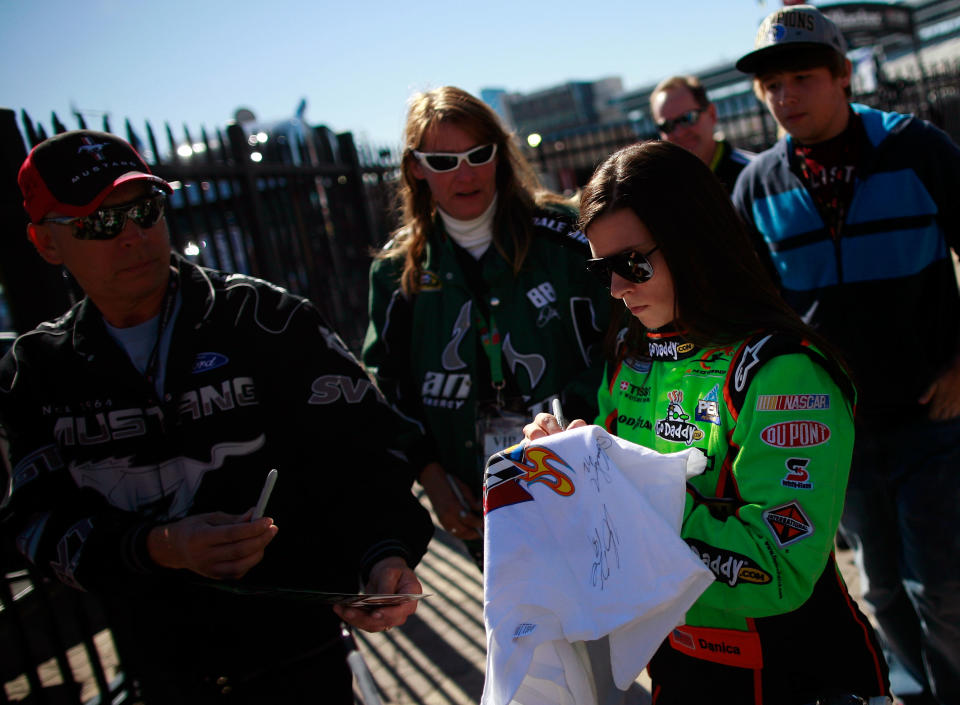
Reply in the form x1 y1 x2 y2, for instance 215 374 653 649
623 356 652 373
655 390 704 446
763 501 814 546
647 339 696 361
192 352 229 374
420 270 441 291
695 385 722 426
781 457 813 489
760 420 830 448
686 539 772 587
756 393 830 411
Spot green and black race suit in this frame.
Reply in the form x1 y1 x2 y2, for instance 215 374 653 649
597 329 888 703
363 206 609 489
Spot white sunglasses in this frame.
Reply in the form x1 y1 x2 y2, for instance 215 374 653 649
412 143 498 173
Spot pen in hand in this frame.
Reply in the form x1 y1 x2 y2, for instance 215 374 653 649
447 473 482 535
552 398 568 431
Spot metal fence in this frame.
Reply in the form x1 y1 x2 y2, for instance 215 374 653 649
524 60 960 188
0 108 402 351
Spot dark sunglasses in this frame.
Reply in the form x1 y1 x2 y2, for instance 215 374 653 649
40 190 167 240
585 246 659 289
656 108 704 135
412 143 497 173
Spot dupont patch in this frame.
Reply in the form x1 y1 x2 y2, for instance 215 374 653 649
420 270 442 291
756 394 830 411
763 501 814 546
760 420 830 448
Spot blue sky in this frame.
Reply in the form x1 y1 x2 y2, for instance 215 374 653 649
2 0 783 148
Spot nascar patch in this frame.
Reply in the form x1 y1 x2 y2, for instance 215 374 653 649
763 501 814 546
756 394 830 411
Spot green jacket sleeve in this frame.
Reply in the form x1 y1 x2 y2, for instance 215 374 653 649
362 255 437 475
683 352 853 621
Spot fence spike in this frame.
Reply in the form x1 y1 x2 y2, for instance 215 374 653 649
51 112 67 134
103 114 112 134
20 109 40 147
165 122 178 163
146 121 161 165
126 119 145 161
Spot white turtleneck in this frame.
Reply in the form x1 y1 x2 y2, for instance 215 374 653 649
438 194 498 259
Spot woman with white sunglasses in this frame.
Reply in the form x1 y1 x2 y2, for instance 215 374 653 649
363 86 609 567
524 141 891 704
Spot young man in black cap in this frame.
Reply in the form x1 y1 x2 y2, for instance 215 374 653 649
732 6 960 704
0 130 434 703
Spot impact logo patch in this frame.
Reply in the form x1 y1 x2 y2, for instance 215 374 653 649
192 352 229 374
763 501 814 546
781 457 813 490
756 394 830 411
760 420 830 448
695 385 722 426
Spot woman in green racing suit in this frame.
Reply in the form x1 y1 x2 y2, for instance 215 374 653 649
524 141 890 704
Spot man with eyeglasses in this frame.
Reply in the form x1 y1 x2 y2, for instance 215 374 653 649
0 130 433 704
731 6 960 704
649 75 754 194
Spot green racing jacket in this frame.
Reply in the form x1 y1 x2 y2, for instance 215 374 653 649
597 328 888 702
363 205 609 489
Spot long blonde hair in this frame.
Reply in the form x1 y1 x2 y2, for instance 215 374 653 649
381 86 562 295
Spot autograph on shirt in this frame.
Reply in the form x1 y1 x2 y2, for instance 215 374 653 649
583 437 614 493
590 503 621 591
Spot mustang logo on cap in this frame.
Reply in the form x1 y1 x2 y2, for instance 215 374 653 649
77 138 108 161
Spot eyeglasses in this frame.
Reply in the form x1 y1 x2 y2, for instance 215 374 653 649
412 143 498 173
40 190 167 240
656 109 704 135
586 246 660 289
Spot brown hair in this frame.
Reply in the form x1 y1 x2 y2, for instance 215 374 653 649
580 140 844 364
379 86 563 295
752 46 853 100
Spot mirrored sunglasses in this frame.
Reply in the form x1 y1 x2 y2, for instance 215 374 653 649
40 190 167 240
656 108 703 135
585 246 659 289
412 143 498 173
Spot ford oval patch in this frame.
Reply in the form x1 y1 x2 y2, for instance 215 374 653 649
192 352 229 374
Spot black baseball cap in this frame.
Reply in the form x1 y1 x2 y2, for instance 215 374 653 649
736 5 848 75
18 130 171 223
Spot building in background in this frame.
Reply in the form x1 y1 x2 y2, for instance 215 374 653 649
484 0 960 191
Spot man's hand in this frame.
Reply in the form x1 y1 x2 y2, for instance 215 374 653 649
919 355 960 421
522 412 586 441
146 511 278 580
418 462 483 540
333 556 423 632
